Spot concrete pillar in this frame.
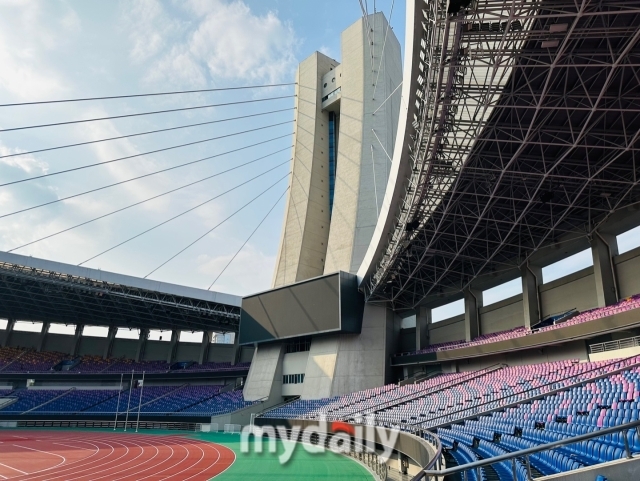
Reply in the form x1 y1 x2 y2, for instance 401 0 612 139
464 288 481 342
71 324 84 357
521 264 542 329
415 307 431 351
136 329 149 362
198 331 211 365
37 322 50 352
166 330 178 364
231 332 240 366
1 319 15 348
591 233 619 307
103 326 117 359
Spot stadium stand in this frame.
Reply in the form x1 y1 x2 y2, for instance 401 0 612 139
395 294 640 357
261 357 640 478
0 347 249 374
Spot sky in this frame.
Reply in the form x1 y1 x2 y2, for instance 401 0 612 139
0 0 405 297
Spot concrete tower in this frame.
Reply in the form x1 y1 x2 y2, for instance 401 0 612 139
272 12 402 288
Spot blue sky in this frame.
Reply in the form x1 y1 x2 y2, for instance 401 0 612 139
0 0 404 296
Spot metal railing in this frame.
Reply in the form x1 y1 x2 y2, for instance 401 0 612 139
11 418 204 431
414 419 640 481
591 336 640 354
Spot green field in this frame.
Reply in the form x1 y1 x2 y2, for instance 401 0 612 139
194 432 375 480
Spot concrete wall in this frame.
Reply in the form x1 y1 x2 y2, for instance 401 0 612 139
175 342 200 361
282 351 309 397
42 334 75 355
615 245 640 298
300 336 340 399
243 343 284 402
450 340 588 372
332 304 398 396
271 52 335 287
429 315 465 344
144 341 170 361
111 339 137 359
77 336 107 357
480 295 524 335
398 327 416 353
324 12 402 274
8 331 40 350
540 267 598 318
207 344 235 363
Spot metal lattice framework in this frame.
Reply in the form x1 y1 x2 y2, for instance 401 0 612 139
365 0 640 308
0 261 240 331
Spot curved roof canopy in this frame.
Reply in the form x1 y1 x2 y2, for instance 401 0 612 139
362 0 640 309
0 251 241 332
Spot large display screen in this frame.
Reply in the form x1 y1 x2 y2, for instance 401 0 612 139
239 272 363 345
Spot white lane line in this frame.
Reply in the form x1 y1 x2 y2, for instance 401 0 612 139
12 444 66 470
158 438 207 481
0 461 27 475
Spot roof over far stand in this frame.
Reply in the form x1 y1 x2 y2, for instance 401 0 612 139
0 251 241 332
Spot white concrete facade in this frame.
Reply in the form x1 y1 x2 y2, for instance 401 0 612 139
273 13 402 286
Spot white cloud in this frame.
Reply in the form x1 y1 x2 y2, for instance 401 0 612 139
128 0 298 87
197 243 275 294
0 142 49 175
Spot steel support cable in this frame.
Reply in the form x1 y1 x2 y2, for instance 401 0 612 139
0 95 294 133
8 160 289 255
207 186 288 290
372 0 395 100
144 172 289 278
0 121 293 188
0 144 291 220
0 83 296 107
79 167 289 267
0 107 294 160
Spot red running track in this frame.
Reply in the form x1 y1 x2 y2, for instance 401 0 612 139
0 430 235 480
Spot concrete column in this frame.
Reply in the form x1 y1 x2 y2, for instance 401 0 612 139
464 288 481 342
71 324 84 357
415 307 431 351
521 264 542 329
37 322 50 352
166 330 178 364
591 233 619 307
198 331 211 365
231 332 240 366
103 326 117 359
1 319 15 348
135 329 149 362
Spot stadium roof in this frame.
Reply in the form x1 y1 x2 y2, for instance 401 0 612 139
0 251 241 332
360 0 640 309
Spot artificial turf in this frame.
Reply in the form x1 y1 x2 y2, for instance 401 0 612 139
194 432 375 480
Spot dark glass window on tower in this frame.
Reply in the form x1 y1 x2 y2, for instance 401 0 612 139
328 111 337 215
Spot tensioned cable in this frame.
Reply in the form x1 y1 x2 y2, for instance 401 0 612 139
0 95 294 133
207 187 288 290
143 172 289 278
0 83 296 107
0 120 293 188
8 159 290 255
0 107 294 160
0 144 292 219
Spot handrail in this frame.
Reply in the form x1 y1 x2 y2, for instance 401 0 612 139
416 419 640 480
590 335 640 354
412 355 640 429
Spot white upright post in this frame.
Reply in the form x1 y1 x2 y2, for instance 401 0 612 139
135 371 145 433
124 370 134 431
113 373 123 430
